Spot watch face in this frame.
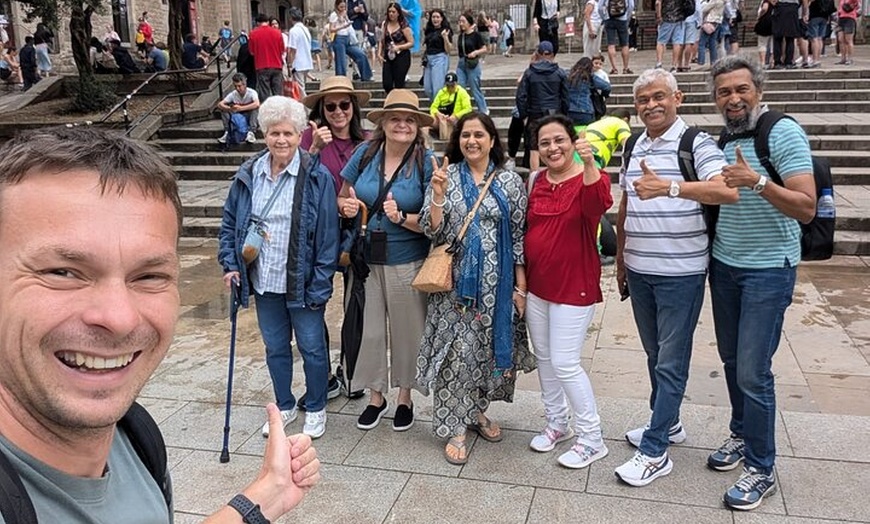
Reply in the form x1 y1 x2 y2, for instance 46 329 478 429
669 181 680 197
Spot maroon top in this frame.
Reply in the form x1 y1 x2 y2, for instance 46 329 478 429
525 170 613 306
300 128 369 194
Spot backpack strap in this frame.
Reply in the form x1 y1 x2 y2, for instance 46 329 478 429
621 131 642 176
718 110 791 187
118 402 172 514
0 448 38 524
677 126 702 182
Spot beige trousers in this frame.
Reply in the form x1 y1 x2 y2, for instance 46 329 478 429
351 259 427 393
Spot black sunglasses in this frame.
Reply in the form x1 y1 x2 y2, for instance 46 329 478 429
324 100 352 112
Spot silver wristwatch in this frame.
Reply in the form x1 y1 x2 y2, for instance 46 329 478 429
668 180 681 198
752 175 768 194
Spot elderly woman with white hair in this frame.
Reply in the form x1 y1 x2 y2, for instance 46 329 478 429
218 95 340 440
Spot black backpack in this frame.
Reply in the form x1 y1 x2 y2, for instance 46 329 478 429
681 0 697 19
719 110 835 261
608 0 628 18
623 126 719 242
755 2 774 36
0 402 171 524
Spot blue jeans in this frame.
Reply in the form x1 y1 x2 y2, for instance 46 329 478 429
697 24 720 65
627 269 706 458
424 52 449 100
333 35 372 80
709 258 796 474
456 57 488 114
254 292 330 412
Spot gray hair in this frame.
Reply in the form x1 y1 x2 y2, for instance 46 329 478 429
709 54 766 95
0 127 182 232
632 68 679 98
258 96 309 134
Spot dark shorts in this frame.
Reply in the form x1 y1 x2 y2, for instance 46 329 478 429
506 36 515 46
489 36 498 44
605 18 629 47
838 17 856 35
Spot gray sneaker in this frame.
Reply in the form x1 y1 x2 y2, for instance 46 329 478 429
708 435 745 471
724 466 777 510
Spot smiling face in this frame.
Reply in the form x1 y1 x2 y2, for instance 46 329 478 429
430 11 443 27
536 122 576 172
714 68 763 134
634 79 682 138
459 117 494 165
0 170 180 432
382 112 418 145
458 16 469 31
265 121 301 164
322 93 354 133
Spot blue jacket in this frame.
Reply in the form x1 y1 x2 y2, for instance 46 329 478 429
567 74 612 116
218 149 340 309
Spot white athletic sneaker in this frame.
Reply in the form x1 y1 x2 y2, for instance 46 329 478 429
530 426 575 453
217 132 228 144
303 409 326 439
615 450 674 487
261 407 298 438
557 441 609 469
625 421 687 448
245 131 256 143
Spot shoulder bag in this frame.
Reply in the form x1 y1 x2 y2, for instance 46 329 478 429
412 170 497 293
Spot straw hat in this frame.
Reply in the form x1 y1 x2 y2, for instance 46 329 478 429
366 89 435 128
302 75 371 109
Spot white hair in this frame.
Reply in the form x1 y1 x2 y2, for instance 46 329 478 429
258 96 309 133
632 69 679 98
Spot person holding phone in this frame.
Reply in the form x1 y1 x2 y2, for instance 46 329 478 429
337 89 434 433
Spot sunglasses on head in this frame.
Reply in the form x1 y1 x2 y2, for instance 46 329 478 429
324 100 352 112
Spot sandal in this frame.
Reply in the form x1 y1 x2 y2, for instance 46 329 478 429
468 416 503 442
609 68 619 75
444 436 468 465
623 68 634 75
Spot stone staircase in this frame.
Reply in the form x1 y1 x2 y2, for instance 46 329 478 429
154 68 870 256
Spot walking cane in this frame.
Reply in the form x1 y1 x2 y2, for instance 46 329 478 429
220 279 241 463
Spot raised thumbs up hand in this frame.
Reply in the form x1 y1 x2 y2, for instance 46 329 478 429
722 145 760 189
309 120 333 151
383 190 401 223
341 186 360 218
574 131 595 164
632 159 668 200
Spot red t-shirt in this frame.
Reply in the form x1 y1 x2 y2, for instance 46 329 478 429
248 25 285 70
525 170 613 307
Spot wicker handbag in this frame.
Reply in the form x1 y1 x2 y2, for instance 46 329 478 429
412 171 496 293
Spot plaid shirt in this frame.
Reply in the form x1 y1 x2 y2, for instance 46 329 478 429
250 151 300 294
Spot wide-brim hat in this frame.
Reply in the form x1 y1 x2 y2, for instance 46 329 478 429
302 75 371 109
367 89 434 127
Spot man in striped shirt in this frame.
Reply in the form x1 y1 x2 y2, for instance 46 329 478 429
707 55 815 511
614 68 737 487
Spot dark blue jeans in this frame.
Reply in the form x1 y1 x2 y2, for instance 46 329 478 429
709 258 796 474
254 292 329 412
627 269 706 458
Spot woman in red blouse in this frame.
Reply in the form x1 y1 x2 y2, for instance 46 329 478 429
524 114 613 470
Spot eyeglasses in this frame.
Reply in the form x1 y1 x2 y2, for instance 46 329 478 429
324 100 352 112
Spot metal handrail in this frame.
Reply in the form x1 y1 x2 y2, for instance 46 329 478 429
98 33 245 134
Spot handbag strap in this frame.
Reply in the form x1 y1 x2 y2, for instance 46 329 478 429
256 170 291 220
455 169 497 243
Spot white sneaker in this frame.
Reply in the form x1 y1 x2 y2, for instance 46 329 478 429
245 131 256 143
261 407 297 438
303 409 326 439
557 441 609 469
615 450 673 487
530 426 575 453
217 132 227 144
625 421 687 448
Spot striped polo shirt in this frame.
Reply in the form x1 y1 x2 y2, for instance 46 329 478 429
620 117 728 276
713 115 812 269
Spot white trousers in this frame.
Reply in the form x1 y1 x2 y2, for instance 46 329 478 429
526 292 603 446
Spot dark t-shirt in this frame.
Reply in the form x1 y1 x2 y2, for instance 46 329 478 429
662 0 687 22
424 27 453 55
457 31 485 58
182 42 202 68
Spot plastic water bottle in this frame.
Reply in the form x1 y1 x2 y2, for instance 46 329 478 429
816 188 836 219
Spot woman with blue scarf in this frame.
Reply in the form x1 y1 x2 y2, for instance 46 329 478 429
417 113 536 465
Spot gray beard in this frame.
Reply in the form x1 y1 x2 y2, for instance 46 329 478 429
724 105 765 134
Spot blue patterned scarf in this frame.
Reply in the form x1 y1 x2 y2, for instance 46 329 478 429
455 161 515 372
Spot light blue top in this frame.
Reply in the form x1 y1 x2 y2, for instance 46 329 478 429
713 115 813 269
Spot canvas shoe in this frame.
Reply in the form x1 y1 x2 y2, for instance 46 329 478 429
625 421 687 448
217 132 228 144
557 441 609 469
530 426 575 453
708 434 745 471
723 466 777 510
303 409 327 439
245 131 256 143
297 375 342 411
392 404 414 432
357 399 388 430
614 450 674 487
261 407 297 438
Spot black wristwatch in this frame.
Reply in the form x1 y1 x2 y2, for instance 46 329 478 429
397 210 407 226
228 494 270 524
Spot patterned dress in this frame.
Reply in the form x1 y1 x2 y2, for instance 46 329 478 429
417 164 536 439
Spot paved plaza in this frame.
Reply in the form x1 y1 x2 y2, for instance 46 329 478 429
142 47 870 523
